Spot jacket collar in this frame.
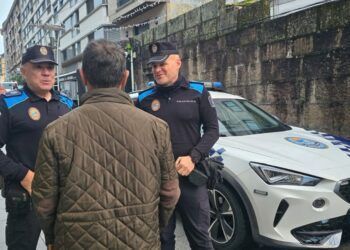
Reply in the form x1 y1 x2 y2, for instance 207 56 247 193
23 84 59 102
80 87 133 106
178 75 190 89
155 75 188 93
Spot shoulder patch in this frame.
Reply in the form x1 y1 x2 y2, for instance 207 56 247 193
59 94 74 110
188 81 204 94
138 87 156 103
4 90 21 97
3 90 29 109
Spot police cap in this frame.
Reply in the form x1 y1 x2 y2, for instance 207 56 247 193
147 42 179 65
22 45 58 65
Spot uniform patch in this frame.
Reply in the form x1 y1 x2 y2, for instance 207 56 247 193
285 137 328 149
151 44 158 53
151 99 160 111
40 46 48 55
176 100 196 103
28 107 41 121
4 90 21 97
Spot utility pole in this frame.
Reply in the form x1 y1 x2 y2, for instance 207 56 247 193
125 41 135 91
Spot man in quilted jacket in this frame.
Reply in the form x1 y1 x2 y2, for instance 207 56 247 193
31 39 180 250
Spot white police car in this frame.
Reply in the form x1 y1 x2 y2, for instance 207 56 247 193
1 82 17 92
131 82 350 249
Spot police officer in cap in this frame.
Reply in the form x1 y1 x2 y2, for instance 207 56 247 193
136 42 219 250
0 45 73 249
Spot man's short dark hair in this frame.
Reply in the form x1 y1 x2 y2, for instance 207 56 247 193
82 39 126 88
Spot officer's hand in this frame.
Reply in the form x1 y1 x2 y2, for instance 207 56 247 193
47 244 55 250
20 170 34 195
175 156 195 176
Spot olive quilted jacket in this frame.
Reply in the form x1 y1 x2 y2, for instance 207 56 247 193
32 88 180 249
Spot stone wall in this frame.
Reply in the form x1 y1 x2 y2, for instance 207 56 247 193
134 0 350 137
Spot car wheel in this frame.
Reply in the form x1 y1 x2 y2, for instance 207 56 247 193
208 183 250 249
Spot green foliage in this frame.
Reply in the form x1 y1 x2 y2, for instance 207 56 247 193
10 73 25 84
229 0 259 7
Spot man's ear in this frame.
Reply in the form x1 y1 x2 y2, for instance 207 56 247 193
20 65 26 78
79 68 87 86
175 55 182 69
118 70 130 90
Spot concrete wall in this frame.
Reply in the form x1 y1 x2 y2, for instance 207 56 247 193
134 0 350 137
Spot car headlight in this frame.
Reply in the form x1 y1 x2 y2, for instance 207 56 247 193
250 162 322 186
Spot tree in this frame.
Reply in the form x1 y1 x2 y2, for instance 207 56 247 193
10 73 25 85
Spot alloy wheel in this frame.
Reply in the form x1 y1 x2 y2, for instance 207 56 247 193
208 188 235 244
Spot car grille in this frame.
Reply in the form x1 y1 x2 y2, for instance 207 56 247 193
291 211 350 245
335 179 350 203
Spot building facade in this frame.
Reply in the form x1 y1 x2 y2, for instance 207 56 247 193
56 0 110 101
2 0 212 99
2 0 22 80
0 54 6 82
2 0 112 101
108 0 212 42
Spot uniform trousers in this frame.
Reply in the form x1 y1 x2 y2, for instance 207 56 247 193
6 200 41 250
160 178 214 250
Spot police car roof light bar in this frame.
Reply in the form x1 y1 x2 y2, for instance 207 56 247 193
203 81 225 91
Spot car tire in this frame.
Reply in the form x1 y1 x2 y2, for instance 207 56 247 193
208 183 250 249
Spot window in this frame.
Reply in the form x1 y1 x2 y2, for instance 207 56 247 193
94 29 104 39
72 41 81 56
87 0 104 14
63 11 79 31
88 32 94 41
214 99 291 136
62 41 82 61
134 23 149 36
86 0 94 14
61 49 67 61
117 0 131 7
63 17 72 30
69 0 78 7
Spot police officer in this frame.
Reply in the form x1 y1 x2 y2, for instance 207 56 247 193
0 45 73 250
136 42 219 250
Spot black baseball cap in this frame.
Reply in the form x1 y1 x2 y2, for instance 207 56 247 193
22 45 58 65
147 42 179 65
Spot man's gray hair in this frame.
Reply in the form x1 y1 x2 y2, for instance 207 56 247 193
82 39 126 88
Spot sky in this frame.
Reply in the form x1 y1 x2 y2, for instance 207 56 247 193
0 0 14 54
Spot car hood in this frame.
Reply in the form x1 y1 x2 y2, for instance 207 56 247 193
216 128 350 180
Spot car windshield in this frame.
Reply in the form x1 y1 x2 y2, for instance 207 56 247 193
214 98 291 136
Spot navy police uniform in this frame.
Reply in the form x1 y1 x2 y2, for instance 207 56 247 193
0 85 73 250
136 76 219 250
